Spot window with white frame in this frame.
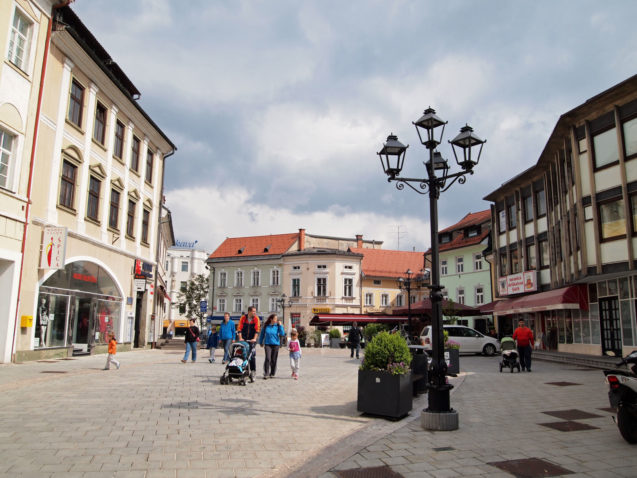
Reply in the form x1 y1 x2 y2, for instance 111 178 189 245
381 294 389 306
457 287 465 305
270 269 280 286
343 278 353 297
219 271 227 288
292 278 300 297
251 270 260 287
456 257 464 273
233 298 243 312
365 293 373 306
269 297 278 312
316 277 327 296
8 8 32 71
475 286 484 305
474 253 482 271
395 294 404 307
251 297 259 311
218 298 226 312
235 271 243 287
181 261 188 272
441 260 447 275
0 128 16 189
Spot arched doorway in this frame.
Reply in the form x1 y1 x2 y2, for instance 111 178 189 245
37 260 123 354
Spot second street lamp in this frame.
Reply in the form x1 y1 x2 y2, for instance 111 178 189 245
377 107 485 431
397 268 427 341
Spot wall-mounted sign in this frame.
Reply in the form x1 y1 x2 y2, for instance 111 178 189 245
40 226 67 269
134 259 153 278
498 270 537 296
312 307 331 314
134 279 147 291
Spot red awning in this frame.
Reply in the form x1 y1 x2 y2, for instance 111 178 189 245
478 301 498 314
393 298 482 316
310 314 409 326
493 284 588 315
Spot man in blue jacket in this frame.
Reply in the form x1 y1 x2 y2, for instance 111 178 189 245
219 312 236 364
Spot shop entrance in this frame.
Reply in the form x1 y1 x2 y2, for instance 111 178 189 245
600 297 622 356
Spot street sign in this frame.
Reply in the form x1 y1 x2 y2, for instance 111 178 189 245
200 300 207 313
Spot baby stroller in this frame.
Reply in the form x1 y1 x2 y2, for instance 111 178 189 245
220 341 255 386
499 337 521 373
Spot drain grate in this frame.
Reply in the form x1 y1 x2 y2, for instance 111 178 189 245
432 447 455 451
544 381 580 387
542 409 602 420
37 360 59 363
540 421 599 432
335 466 404 478
488 457 573 477
41 371 68 374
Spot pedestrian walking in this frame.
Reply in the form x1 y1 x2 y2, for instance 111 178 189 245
237 306 260 373
513 319 534 372
103 332 120 370
258 313 286 379
182 318 200 363
288 329 302 380
219 312 236 364
347 321 362 359
207 325 219 363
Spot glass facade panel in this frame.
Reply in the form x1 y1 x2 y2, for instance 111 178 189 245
620 278 630 300
35 293 68 348
573 311 582 344
621 300 634 346
590 304 601 344
599 199 626 239
565 312 573 344
593 127 619 168
623 116 637 157
581 311 591 344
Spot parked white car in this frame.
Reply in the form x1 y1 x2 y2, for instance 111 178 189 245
420 325 500 356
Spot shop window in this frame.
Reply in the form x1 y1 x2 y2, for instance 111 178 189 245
593 127 619 169
599 198 626 240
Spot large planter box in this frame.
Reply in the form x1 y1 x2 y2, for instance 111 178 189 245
330 337 341 348
357 369 413 419
445 348 460 375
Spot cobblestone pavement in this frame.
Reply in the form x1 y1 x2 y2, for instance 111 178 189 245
1 348 635 478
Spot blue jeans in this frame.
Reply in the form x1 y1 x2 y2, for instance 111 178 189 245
184 341 197 362
518 345 532 370
350 342 360 358
222 339 232 362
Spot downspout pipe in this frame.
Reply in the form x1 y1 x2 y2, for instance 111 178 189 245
11 0 74 362
151 147 176 348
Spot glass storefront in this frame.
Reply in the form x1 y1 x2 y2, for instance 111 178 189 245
36 261 122 350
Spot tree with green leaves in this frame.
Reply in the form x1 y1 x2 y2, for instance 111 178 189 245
176 273 209 330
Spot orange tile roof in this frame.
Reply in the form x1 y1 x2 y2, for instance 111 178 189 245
437 209 491 252
209 233 298 259
439 210 491 233
349 248 425 279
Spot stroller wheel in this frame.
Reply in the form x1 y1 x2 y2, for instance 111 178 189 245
499 363 503 373
219 376 225 385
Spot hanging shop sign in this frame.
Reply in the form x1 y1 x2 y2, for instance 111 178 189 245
134 259 153 279
498 270 537 296
39 226 67 270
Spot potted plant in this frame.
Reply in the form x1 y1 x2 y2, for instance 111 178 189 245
329 328 341 348
313 329 323 348
444 330 460 375
297 326 308 347
357 331 413 419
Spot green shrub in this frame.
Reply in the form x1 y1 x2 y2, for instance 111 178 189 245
313 329 323 347
329 328 341 338
361 331 411 374
363 323 388 342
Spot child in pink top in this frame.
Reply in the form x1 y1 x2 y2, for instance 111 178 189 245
288 329 302 380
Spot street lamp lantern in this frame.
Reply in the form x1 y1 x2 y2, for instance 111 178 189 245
377 134 408 179
449 124 486 171
413 107 447 148
376 107 485 432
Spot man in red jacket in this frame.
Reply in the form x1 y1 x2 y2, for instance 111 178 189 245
513 319 534 372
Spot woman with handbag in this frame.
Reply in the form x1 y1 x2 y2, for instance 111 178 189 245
182 318 200 363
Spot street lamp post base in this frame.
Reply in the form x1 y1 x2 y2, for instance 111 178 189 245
421 409 459 431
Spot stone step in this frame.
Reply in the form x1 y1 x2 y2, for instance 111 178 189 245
533 350 621 370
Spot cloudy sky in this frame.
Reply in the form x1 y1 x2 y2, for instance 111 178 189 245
72 0 637 253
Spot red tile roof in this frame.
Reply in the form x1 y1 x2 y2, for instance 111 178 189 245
349 248 425 279
209 233 298 259
437 209 491 252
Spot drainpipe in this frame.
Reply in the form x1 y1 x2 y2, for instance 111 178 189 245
11 0 74 362
151 148 176 348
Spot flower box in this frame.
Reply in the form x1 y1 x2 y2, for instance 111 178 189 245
357 369 413 419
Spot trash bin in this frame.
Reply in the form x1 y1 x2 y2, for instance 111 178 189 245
409 345 428 396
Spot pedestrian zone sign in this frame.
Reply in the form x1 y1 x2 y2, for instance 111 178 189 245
200 300 207 313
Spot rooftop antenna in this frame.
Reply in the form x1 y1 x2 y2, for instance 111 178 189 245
394 225 408 250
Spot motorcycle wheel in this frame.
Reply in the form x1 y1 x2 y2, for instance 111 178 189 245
617 406 637 444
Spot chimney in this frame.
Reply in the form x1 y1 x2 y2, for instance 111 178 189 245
356 234 363 248
299 228 305 251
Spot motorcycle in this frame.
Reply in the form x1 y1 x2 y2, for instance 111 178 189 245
603 350 637 444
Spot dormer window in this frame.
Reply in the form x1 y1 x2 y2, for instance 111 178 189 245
467 227 480 237
440 233 451 244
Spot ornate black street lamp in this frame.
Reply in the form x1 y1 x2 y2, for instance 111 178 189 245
377 107 485 431
397 268 427 341
275 294 292 333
